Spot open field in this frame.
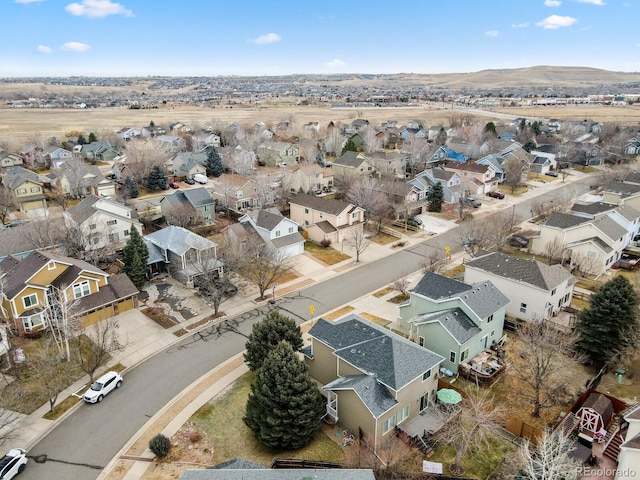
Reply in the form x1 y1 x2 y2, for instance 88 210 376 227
495 104 640 124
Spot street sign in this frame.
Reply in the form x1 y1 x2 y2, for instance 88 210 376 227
445 246 451 255
309 304 315 316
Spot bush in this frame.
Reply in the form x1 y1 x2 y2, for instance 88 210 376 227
149 433 171 458
319 238 332 248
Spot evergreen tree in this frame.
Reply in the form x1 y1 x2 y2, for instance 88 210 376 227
244 311 303 372
88 132 97 143
577 275 639 368
531 121 542 136
123 226 149 289
77 135 87 145
146 165 167 191
523 139 537 153
427 182 444 212
243 342 325 450
123 176 139 198
340 138 357 155
435 127 447 146
205 147 224 177
483 122 497 138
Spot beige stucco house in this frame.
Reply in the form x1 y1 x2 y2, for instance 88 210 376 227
282 163 333 195
1 166 47 211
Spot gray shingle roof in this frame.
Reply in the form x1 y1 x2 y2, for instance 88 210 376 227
246 209 284 231
289 193 353 216
413 308 481 345
181 187 215 208
466 252 576 291
543 212 589 229
571 202 617 217
270 232 304 249
309 314 443 391
412 272 471 300
591 215 627 241
323 375 397 418
602 181 640 198
333 151 368 168
144 226 217 256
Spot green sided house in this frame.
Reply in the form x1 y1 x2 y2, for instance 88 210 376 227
398 272 509 374
303 314 444 454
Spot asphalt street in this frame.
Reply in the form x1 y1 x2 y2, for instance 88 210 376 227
21 177 594 480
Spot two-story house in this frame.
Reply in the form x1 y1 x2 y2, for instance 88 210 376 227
0 250 138 335
330 152 380 178
210 174 268 212
159 188 216 227
303 314 443 454
464 252 577 323
144 225 223 286
55 160 116 198
237 208 304 259
288 193 365 245
530 212 627 275
398 272 509 374
414 167 464 203
256 142 300 167
443 160 498 195
63 195 143 252
571 202 640 247
0 151 23 172
75 141 118 163
282 164 333 195
1 166 47 211
42 145 73 169
165 152 207 182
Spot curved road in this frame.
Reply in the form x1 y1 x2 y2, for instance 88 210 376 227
22 177 594 480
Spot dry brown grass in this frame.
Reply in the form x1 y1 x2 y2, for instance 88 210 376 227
373 287 393 298
359 312 391 327
323 306 355 320
142 307 178 329
495 104 640 124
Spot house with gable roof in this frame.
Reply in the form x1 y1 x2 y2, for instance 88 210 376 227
54 160 116 199
63 195 143 252
165 152 207 181
614 404 640 478
75 141 118 163
0 250 138 335
288 193 364 244
330 151 380 178
144 225 223 285
443 160 497 196
281 163 333 195
160 187 216 226
0 150 23 171
530 211 627 275
1 166 47 211
414 167 464 203
237 208 304 259
42 145 73 169
398 272 509 374
464 252 576 323
426 145 467 166
303 314 444 454
571 202 640 246
256 142 300 167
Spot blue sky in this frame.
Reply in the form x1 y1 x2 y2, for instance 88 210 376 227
2 0 639 77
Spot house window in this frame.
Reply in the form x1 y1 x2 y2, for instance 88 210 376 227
275 230 281 238
304 208 309 214
487 314 493 323
108 233 119 242
107 220 117 226
520 303 527 313
461 349 469 362
419 336 425 347
304 220 309 226
47 261 55 270
30 186 40 193
73 281 90 299
23 293 38 308
587 251 597 259
124 230 130 237
22 312 45 332
491 330 495 337
422 369 431 381
288 227 294 234
449 351 456 363
204 205 210 211
397 405 410 424
236 191 242 198
319 213 323 219
17 188 27 194
89 224 97 230
382 414 396 434
551 288 556 296
352 212 358 219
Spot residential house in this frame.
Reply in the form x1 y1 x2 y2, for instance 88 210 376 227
18 145 45 168
210 174 273 212
426 145 467 166
400 127 427 142
144 225 223 285
288 193 365 244
624 138 640 156
0 151 23 171
160 187 216 226
368 151 407 179
116 127 141 141
75 141 118 163
571 202 640 246
55 160 116 198
1 166 47 211
237 208 304 259
155 134 186 152
0 217 65 261
372 180 425 218
281 163 333 195
219 146 257 176
256 142 300 167
398 272 509 373
303 314 444 454
476 154 505 183
530 212 627 275
42 145 73 169
165 152 207 181
63 195 143 251
330 151 380 178
464 252 577 323
443 160 497 196
0 250 138 335
415 167 464 203
615 404 640 479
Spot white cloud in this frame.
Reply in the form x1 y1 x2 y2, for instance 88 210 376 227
536 15 578 29
485 30 499 37
15 0 45 4
36 45 52 53
60 41 91 52
325 58 346 68
65 0 133 18
544 0 561 6
577 0 605 4
251 33 281 45
511 22 529 28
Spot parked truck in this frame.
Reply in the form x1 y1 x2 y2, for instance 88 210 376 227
193 173 208 184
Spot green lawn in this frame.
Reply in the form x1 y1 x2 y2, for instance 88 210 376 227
190 373 344 466
304 241 351 265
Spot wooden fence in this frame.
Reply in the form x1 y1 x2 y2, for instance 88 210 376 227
504 417 542 445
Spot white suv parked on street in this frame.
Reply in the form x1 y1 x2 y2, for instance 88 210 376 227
84 371 123 403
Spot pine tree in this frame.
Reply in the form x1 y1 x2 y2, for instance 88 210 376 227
244 311 303 372
123 226 149 289
576 275 639 368
146 165 167 191
205 147 224 177
340 138 357 155
77 135 87 145
243 342 325 450
88 132 97 143
123 176 139 198
427 182 444 212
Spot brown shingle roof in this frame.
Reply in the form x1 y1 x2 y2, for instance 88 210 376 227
289 193 352 216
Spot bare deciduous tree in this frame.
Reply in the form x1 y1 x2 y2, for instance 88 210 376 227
360 125 382 154
324 125 345 158
392 276 410 296
72 317 123 383
347 176 388 228
0 186 15 225
511 322 584 417
347 228 370 263
458 217 491 257
513 428 580 480
29 337 67 412
124 139 172 184
487 210 520 252
163 202 199 229
193 259 235 317
422 248 447 274
570 252 600 278
503 154 531 193
544 238 565 265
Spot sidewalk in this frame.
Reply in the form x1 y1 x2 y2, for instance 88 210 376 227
14 169 590 479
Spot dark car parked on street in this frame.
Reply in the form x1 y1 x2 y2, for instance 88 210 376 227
486 191 505 199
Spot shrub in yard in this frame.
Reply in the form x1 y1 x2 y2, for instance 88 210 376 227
320 238 332 248
149 433 171 458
